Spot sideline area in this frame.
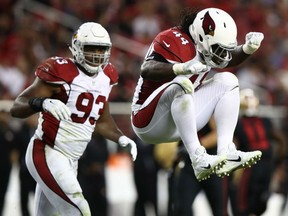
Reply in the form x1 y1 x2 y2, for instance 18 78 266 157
3 162 288 216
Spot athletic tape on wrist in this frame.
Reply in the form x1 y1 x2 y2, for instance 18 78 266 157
28 97 46 112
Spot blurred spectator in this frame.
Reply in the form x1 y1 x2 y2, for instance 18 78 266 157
0 0 287 108
0 108 18 215
237 59 265 92
0 61 27 98
168 118 229 216
132 136 162 216
78 134 110 216
132 0 161 43
229 89 287 216
14 115 38 216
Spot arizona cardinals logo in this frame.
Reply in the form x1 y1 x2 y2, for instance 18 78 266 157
72 31 78 40
202 11 215 36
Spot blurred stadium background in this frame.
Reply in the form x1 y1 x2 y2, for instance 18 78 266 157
1 0 288 215
2 162 288 216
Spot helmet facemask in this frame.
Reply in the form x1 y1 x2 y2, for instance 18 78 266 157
201 43 235 68
77 43 111 73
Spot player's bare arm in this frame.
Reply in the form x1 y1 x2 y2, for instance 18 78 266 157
141 58 209 81
95 102 137 161
141 60 175 81
95 103 123 143
227 46 250 67
228 32 264 67
10 77 60 118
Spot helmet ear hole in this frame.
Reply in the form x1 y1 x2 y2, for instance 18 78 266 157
199 35 203 42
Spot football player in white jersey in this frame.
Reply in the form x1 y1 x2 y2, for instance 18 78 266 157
10 22 137 216
131 8 263 182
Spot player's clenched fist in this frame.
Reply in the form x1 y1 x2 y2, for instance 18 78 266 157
242 32 264 55
118 135 138 161
173 58 210 75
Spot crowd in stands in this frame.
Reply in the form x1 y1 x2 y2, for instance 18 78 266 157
1 0 288 106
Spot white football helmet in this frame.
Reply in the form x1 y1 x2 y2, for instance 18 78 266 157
189 8 238 68
69 22 112 74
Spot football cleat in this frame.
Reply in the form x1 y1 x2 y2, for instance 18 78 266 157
216 144 262 177
192 146 227 181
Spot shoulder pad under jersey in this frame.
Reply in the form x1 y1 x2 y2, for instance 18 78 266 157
36 56 79 85
152 27 196 63
103 63 118 85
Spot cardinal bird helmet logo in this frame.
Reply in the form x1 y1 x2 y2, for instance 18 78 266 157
202 11 215 36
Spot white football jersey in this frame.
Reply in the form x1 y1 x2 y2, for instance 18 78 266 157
33 56 118 159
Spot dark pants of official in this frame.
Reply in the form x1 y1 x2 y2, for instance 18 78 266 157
168 158 229 216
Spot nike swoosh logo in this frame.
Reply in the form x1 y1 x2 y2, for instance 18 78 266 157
163 40 170 48
201 164 211 169
227 156 241 162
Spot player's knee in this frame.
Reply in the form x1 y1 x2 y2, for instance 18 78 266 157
213 72 239 89
172 76 194 94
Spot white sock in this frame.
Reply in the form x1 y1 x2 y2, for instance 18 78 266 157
171 94 202 158
214 87 240 154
